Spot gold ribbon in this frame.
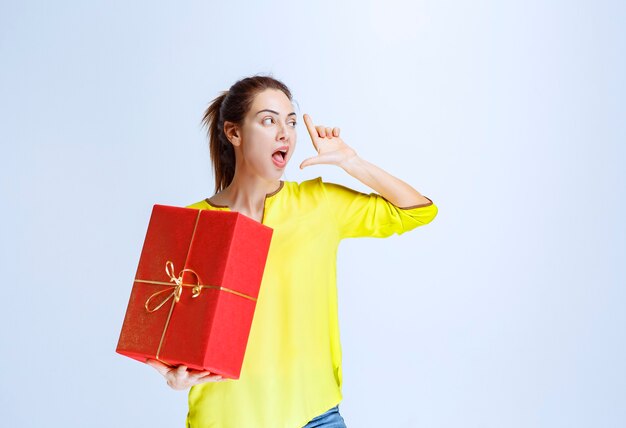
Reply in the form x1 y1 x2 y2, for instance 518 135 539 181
142 260 203 313
134 262 258 364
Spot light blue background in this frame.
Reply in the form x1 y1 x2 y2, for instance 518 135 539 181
2 1 624 427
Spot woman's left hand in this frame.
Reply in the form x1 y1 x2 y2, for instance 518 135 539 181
299 113 358 169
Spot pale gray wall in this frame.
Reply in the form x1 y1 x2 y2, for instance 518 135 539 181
2 0 625 426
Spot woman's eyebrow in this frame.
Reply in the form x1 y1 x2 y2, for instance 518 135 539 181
255 109 296 117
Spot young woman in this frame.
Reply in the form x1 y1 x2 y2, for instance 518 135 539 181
147 75 438 427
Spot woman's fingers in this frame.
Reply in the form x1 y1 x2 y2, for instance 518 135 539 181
146 359 170 376
196 372 225 382
317 126 339 138
303 114 319 141
304 113 340 141
149 362 227 390
189 369 214 379
175 366 225 382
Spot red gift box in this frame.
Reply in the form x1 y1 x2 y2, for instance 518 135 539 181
116 204 273 379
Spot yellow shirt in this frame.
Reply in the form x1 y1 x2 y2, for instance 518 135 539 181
184 176 438 428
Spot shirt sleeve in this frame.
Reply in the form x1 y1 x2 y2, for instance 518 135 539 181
318 177 438 240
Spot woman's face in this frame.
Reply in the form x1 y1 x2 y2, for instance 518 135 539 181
234 88 297 181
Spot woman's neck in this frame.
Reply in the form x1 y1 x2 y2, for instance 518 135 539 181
213 171 281 215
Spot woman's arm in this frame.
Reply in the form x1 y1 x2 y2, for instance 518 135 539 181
339 155 432 208
299 113 432 208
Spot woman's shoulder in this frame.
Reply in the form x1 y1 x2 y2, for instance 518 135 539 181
285 176 363 202
285 176 329 198
287 176 323 189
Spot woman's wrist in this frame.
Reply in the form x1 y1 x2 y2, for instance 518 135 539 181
339 153 364 175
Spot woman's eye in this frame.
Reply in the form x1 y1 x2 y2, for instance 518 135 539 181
263 117 296 127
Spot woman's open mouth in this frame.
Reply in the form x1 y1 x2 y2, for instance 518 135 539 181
271 146 288 168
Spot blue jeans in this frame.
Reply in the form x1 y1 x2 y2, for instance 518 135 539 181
302 405 347 428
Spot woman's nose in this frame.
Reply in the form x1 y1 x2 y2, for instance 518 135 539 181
277 124 289 140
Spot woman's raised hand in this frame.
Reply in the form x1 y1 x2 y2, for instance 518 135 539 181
146 358 226 390
299 113 358 170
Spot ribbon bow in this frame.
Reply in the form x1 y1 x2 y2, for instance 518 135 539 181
144 261 204 313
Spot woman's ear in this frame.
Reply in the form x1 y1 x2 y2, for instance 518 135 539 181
223 121 241 147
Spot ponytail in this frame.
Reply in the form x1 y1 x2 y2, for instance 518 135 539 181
201 91 235 194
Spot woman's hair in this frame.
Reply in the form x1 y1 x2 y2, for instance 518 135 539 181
201 74 293 194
